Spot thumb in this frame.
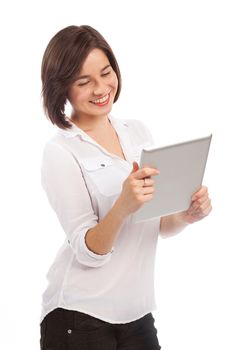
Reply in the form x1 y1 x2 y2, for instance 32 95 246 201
131 161 139 174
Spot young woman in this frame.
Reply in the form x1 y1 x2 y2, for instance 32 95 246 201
40 25 212 350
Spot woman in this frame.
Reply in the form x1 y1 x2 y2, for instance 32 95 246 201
40 25 212 350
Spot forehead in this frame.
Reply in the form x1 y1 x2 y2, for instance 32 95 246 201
80 48 110 73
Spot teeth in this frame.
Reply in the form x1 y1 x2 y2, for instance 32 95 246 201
93 94 109 104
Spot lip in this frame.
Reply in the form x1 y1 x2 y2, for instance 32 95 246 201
91 92 111 106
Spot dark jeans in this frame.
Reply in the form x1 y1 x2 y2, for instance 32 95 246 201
40 307 161 349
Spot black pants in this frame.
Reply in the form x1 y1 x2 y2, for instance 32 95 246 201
40 307 161 349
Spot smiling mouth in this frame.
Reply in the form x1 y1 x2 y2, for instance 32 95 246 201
91 93 110 106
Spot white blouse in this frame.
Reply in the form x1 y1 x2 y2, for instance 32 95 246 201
40 114 162 324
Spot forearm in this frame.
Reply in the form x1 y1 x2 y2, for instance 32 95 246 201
85 199 127 255
160 212 189 238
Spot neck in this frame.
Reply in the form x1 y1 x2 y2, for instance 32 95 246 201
70 113 111 132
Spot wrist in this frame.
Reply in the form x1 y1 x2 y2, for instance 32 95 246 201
174 212 190 227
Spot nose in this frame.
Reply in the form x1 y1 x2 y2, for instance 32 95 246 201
93 78 106 96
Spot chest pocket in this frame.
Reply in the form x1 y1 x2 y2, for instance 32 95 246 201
80 156 124 197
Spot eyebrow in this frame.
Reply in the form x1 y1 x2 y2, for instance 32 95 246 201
75 64 111 81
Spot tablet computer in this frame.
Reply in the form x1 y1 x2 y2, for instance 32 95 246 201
133 134 212 223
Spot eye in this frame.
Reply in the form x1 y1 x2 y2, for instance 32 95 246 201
78 81 89 86
102 71 111 76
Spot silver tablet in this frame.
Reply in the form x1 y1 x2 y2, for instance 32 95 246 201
133 135 212 223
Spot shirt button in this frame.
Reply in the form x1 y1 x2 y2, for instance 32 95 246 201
100 163 105 167
67 329 72 334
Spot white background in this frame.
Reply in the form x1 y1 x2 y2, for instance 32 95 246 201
0 0 249 349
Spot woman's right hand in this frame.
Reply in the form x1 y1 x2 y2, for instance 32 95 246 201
115 161 160 218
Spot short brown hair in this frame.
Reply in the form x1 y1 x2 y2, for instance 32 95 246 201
41 25 122 129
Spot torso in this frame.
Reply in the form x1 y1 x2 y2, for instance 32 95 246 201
86 126 126 161
70 117 126 161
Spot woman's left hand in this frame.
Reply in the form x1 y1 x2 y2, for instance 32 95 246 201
181 186 212 224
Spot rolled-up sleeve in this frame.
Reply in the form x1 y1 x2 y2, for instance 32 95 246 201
41 141 113 267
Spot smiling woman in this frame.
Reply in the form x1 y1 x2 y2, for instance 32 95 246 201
41 25 121 129
39 24 211 350
67 48 118 123
40 25 164 350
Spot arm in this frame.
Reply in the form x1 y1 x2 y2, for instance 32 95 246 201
86 161 160 254
84 200 126 255
160 212 189 238
42 142 111 267
42 144 158 266
160 186 212 238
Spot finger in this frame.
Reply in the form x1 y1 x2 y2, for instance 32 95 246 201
133 167 160 180
192 195 211 208
143 177 155 187
194 206 212 219
141 193 154 203
134 178 153 187
141 186 155 195
203 205 212 216
192 186 208 199
191 186 208 201
131 161 139 174
189 199 212 218
199 198 212 212
190 197 210 213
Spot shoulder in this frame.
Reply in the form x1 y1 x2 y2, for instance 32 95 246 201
42 126 78 153
119 117 147 129
41 130 77 168
115 116 151 136
118 117 154 145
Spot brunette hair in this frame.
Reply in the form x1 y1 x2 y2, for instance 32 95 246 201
41 25 122 129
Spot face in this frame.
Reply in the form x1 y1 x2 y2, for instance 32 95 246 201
67 48 118 121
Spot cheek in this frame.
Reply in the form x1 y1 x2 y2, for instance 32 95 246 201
109 73 118 90
68 89 90 105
